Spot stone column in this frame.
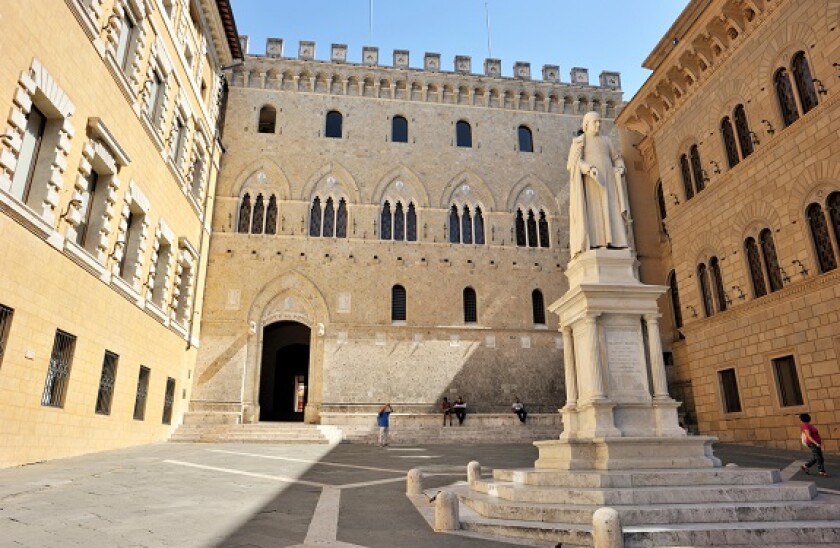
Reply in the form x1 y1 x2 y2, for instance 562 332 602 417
585 314 606 400
562 325 578 406
644 314 669 399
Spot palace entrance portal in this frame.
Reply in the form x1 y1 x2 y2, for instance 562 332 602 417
259 321 310 422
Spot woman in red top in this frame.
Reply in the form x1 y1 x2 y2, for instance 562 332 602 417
800 413 829 477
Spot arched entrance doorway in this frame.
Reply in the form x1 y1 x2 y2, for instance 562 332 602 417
259 321 311 422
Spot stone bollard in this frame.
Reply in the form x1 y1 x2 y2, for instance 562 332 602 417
592 507 623 548
406 468 423 496
467 460 481 484
434 491 460 531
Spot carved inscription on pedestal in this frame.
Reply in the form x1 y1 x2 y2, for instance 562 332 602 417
606 328 647 398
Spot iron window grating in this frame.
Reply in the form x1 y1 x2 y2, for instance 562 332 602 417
0 304 13 369
134 366 150 420
162 377 176 425
42 329 76 408
95 351 119 415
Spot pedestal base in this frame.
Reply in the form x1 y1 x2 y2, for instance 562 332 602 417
534 435 720 470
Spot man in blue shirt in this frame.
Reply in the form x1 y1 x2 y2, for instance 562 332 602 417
377 403 393 446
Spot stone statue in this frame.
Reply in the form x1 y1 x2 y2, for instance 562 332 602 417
566 111 631 257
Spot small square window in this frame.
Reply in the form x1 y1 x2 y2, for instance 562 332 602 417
772 355 804 407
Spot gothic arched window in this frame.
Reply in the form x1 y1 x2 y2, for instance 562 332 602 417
515 209 526 246
760 228 783 292
456 120 472 147
392 115 408 143
325 110 343 138
406 202 417 241
690 145 705 193
538 211 550 248
309 196 322 236
449 205 460 243
336 198 348 238
323 197 335 237
251 194 265 234
828 192 840 254
258 105 276 133
474 207 485 244
807 203 837 273
655 181 667 222
526 210 538 248
391 285 407 322
697 263 714 317
792 51 819 115
734 104 753 158
775 68 799 127
380 201 392 240
745 237 767 298
463 287 477 323
668 270 683 329
532 289 546 325
518 125 533 152
461 205 473 244
394 201 405 240
265 195 277 235
710 256 727 312
680 154 694 200
238 193 251 233
721 117 739 168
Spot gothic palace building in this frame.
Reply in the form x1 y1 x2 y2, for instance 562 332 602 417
1 0 839 467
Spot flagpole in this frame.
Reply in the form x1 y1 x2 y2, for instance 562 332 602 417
485 1 492 58
369 0 373 45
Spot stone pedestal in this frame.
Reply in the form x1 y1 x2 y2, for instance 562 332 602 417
544 248 718 469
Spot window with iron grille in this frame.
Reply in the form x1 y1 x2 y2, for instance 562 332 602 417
689 145 704 193
655 181 667 222
807 203 837 273
668 271 683 329
532 290 546 325
709 256 727 312
721 117 739 168
697 263 714 317
745 237 767 298
760 229 784 292
679 154 694 200
0 304 13 369
162 377 176 425
391 285 407 322
133 366 150 420
775 68 799 127
42 330 76 408
733 105 753 158
718 368 742 413
791 52 819 115
238 193 251 233
95 351 119 415
463 287 477 323
772 355 803 407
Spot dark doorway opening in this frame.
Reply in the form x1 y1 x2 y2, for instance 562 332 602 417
259 321 311 422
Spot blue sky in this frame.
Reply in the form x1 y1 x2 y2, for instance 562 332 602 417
228 1 689 98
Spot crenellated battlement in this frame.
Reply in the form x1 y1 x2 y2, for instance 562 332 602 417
232 36 623 117
240 36 622 90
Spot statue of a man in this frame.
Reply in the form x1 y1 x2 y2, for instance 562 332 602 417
566 111 630 257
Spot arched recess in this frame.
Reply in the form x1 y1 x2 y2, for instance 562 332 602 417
710 79 753 126
241 270 331 424
732 202 784 243
440 170 496 211
301 162 361 203
229 159 292 201
757 23 818 88
787 160 840 221
684 232 727 273
372 165 430 207
506 174 557 217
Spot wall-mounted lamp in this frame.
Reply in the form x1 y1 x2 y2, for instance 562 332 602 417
139 78 154 102
685 305 698 318
669 192 680 206
748 131 761 146
709 160 721 174
792 259 809 277
100 14 120 32
761 119 775 135
731 285 746 300
58 198 82 221
779 266 791 284
812 78 828 96
700 169 710 183
107 239 125 261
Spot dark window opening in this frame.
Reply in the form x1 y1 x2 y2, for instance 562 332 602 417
532 289 546 325
719 368 742 413
456 120 472 147
42 330 76 408
392 115 408 143
391 285 407 321
463 287 477 323
325 110 343 138
773 355 804 407
133 366 150 420
518 125 533 152
258 105 276 133
95 351 119 416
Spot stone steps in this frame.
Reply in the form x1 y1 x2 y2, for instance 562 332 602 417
492 466 782 487
169 423 341 444
471 478 816 505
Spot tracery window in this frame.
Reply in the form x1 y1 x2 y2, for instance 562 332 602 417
807 200 838 273
689 145 705 193
532 289 546 325
448 204 484 245
760 229 784 292
697 263 714 317
709 256 727 312
745 237 767 298
792 52 819 115
238 192 278 234
251 194 264 234
463 287 477 323
380 200 416 241
392 115 408 143
391 285 407 322
265 196 277 235
774 68 799 127
310 195 347 238
721 117 739 168
518 125 534 152
680 154 695 200
733 105 753 158
258 105 276 133
514 208 549 247
775 52 819 129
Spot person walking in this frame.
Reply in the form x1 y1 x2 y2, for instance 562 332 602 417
453 396 467 426
512 397 527 423
377 403 393 447
800 413 829 477
441 397 452 426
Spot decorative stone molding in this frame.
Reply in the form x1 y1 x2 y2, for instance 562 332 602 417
330 43 346 63
362 46 378 66
424 52 441 72
299 41 315 60
514 62 531 80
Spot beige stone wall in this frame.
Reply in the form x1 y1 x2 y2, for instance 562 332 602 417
0 0 236 466
619 0 840 451
194 52 624 422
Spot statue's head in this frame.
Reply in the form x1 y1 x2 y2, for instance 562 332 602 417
582 111 601 137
